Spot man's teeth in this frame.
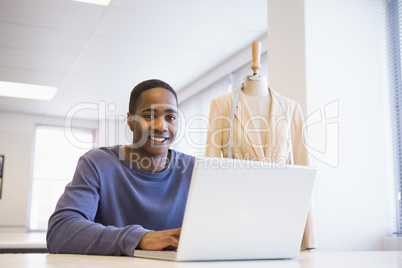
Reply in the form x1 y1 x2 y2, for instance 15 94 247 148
150 136 167 142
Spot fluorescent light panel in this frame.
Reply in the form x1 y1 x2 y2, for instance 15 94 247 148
0 81 58 101
73 0 111 6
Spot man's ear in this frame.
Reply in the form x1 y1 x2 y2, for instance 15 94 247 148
127 112 134 131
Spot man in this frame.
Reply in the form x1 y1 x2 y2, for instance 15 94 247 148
47 79 195 256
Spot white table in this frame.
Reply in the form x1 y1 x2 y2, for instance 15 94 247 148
0 251 401 268
0 232 47 253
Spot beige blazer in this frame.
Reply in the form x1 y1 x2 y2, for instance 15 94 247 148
205 89 317 250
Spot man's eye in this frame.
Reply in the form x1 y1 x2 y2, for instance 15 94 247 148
166 115 176 121
143 114 154 119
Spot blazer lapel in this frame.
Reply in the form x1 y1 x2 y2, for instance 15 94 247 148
266 89 290 162
234 90 264 160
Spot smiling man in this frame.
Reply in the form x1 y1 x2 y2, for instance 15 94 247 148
122 84 179 173
46 79 195 256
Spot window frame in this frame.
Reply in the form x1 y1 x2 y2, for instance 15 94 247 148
27 124 96 232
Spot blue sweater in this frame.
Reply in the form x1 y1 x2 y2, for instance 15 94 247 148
46 145 195 256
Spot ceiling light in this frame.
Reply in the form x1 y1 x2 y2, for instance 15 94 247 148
73 0 111 6
0 81 58 101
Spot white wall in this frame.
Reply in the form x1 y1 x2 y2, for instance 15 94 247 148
267 0 307 113
303 0 394 251
179 0 394 251
0 111 97 231
268 0 393 251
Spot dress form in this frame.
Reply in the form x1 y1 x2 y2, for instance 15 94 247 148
242 75 270 116
205 41 317 250
242 41 271 147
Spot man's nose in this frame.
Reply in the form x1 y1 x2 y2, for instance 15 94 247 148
153 117 168 132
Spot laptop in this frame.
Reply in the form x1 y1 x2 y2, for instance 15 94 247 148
134 156 317 261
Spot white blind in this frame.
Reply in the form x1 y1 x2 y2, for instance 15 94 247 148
387 0 402 235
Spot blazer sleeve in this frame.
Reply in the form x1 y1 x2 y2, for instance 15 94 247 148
291 103 310 166
205 98 224 157
291 103 318 250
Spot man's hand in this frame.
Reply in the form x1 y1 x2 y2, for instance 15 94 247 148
138 228 181 250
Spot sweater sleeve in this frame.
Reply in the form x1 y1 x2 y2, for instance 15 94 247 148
46 155 152 256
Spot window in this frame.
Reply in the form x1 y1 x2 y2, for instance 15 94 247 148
28 125 96 231
387 0 402 235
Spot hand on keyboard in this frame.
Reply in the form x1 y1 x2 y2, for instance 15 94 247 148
138 228 181 251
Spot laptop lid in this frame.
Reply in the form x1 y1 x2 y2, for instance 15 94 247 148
135 156 316 261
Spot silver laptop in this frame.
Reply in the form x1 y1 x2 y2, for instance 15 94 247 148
134 156 317 261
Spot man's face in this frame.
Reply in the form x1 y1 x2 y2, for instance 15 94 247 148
128 87 178 159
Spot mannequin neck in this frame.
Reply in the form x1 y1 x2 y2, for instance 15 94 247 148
242 75 268 96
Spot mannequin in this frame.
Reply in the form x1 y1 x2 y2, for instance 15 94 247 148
241 41 271 149
205 41 317 250
243 76 270 112
242 75 271 148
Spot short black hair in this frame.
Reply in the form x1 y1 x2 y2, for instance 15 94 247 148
129 79 178 114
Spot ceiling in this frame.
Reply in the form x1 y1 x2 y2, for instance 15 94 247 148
0 0 267 120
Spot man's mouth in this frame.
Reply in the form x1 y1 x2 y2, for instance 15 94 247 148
149 136 169 144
